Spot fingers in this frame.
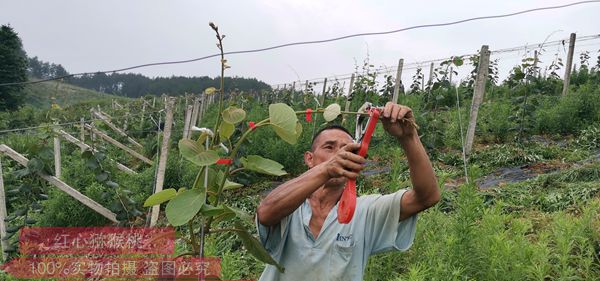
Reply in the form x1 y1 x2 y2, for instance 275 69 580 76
334 167 360 180
339 158 365 171
382 102 412 122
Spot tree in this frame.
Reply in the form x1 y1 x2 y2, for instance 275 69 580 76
0 25 28 111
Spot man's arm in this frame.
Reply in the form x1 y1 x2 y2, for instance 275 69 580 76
398 134 440 220
257 143 365 226
380 102 440 221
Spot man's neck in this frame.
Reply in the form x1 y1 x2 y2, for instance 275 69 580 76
309 185 344 209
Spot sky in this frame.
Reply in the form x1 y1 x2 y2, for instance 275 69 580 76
2 0 600 88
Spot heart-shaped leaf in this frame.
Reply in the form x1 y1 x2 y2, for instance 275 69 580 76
205 87 217 95
179 139 219 166
241 155 287 176
165 189 205 226
220 121 235 139
269 103 297 142
323 103 341 122
222 106 246 124
144 188 177 207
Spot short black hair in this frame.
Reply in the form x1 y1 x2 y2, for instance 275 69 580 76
310 124 353 151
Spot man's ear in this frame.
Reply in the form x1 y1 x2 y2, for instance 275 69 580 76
304 151 314 168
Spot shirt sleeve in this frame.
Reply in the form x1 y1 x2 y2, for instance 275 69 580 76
364 189 417 255
255 214 291 259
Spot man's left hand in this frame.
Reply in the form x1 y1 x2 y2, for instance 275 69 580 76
380 102 417 141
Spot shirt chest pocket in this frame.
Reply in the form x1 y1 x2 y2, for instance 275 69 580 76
333 240 355 260
329 240 356 279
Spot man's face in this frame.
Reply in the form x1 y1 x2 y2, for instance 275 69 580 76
305 129 354 187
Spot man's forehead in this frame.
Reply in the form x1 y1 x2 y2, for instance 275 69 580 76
314 129 353 146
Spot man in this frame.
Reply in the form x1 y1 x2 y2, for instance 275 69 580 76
256 102 440 280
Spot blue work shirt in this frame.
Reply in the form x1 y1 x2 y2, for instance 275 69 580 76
256 189 417 281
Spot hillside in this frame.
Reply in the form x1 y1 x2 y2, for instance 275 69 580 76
22 80 129 109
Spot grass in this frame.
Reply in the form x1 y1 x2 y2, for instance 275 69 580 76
22 80 129 109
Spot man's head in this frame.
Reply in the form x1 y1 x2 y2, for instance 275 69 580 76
305 125 354 168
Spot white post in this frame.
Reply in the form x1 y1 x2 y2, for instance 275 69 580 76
0 156 8 261
123 112 129 131
392 58 404 103
140 101 147 129
150 97 175 227
191 96 200 128
427 62 435 88
80 117 85 153
53 122 61 179
465 45 491 155
183 105 193 139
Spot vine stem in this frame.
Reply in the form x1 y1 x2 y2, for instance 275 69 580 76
201 119 270 241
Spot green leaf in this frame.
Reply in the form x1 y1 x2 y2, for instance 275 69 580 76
222 106 246 124
269 103 298 142
234 221 285 273
81 150 94 159
224 179 243 190
165 189 205 226
200 204 225 217
220 121 234 139
452 56 464 66
323 103 341 122
241 155 287 176
144 188 177 207
86 158 99 170
95 172 109 182
205 87 217 95
179 139 219 166
27 158 44 173
224 205 253 222
272 126 299 145
105 181 119 188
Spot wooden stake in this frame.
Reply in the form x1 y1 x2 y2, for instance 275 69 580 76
84 124 153 165
428 62 435 88
92 110 143 149
0 156 8 261
320 78 328 106
392 58 404 103
562 33 576 96
123 112 129 131
140 101 147 129
53 122 61 179
199 94 206 125
465 45 491 155
191 96 200 128
0 145 118 223
56 129 137 175
183 105 193 139
80 117 85 153
150 97 175 227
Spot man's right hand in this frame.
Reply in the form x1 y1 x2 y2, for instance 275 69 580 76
322 143 367 180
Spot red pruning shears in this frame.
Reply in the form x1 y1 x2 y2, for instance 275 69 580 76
338 102 381 224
